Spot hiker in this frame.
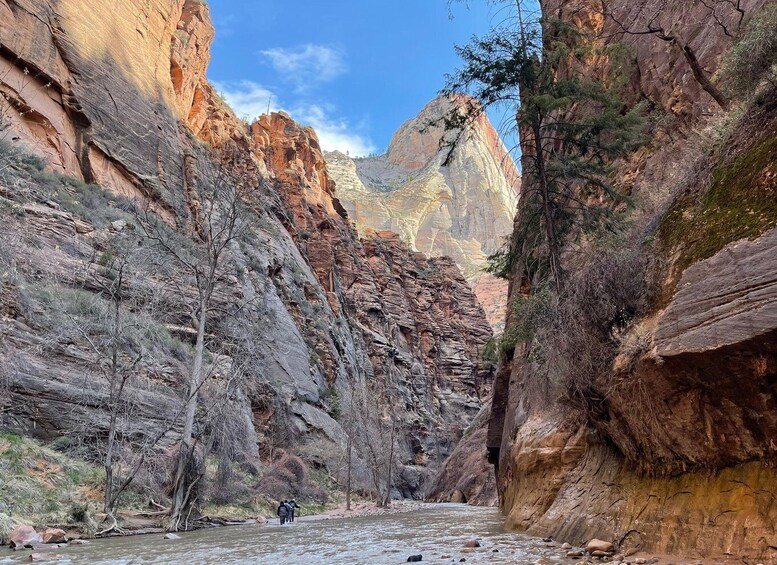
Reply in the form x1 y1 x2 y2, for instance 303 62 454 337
284 500 294 523
288 499 300 522
277 500 290 525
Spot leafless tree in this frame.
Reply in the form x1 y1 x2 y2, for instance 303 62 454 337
136 149 249 531
50 233 185 534
347 362 400 508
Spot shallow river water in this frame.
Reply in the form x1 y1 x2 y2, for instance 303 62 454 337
0 504 570 564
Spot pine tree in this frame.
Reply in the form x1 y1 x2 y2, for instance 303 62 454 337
444 1 646 292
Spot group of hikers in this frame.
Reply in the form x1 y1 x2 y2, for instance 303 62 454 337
277 499 300 525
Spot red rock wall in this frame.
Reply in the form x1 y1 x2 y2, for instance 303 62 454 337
489 0 777 561
0 0 493 497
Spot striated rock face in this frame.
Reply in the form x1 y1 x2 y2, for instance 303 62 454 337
425 402 498 506
0 0 492 500
487 0 777 561
325 95 519 331
244 112 494 492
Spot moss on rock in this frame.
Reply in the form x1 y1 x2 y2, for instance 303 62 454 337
659 131 777 273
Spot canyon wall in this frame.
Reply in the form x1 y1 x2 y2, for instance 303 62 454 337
325 95 520 332
0 0 492 500
488 0 777 562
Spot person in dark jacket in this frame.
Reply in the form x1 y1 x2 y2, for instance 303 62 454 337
288 499 300 522
283 500 294 523
277 500 289 525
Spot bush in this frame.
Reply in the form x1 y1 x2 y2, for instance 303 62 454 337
717 4 777 97
553 245 647 410
0 512 16 545
0 432 102 530
256 454 327 503
513 241 647 416
484 245 513 280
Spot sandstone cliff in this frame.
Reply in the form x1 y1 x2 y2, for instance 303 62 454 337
0 0 492 511
325 95 520 332
487 0 777 562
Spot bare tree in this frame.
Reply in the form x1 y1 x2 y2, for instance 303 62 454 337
84 242 143 528
53 233 182 534
348 362 400 508
137 150 249 531
345 431 353 510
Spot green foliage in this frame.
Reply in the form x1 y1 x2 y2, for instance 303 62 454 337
321 384 341 421
174 30 190 46
445 4 646 289
0 432 102 529
0 147 134 227
484 246 512 279
509 286 558 346
658 131 777 272
717 3 777 97
481 286 558 362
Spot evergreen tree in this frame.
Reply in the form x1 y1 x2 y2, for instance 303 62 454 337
444 1 645 292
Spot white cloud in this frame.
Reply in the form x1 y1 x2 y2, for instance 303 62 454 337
259 44 346 91
212 81 376 157
291 104 376 157
212 80 278 122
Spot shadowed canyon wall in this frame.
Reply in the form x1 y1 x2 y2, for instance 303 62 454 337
487 0 777 562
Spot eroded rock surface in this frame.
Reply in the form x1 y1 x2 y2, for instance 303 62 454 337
0 0 492 500
426 402 498 506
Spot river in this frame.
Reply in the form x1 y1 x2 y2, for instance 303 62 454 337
0 504 574 564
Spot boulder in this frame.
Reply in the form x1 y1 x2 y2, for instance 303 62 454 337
41 528 67 544
586 539 614 554
9 525 43 549
463 539 481 548
164 533 181 540
407 555 423 562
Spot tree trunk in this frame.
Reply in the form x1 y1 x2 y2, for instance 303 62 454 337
104 277 122 519
383 424 396 507
678 41 729 110
169 294 208 531
345 433 352 511
103 419 115 517
532 120 563 292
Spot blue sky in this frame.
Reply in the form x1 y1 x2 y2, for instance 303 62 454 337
207 1 508 156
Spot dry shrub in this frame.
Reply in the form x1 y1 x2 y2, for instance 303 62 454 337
0 512 16 545
522 242 647 419
257 454 327 503
280 454 306 483
716 3 777 98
